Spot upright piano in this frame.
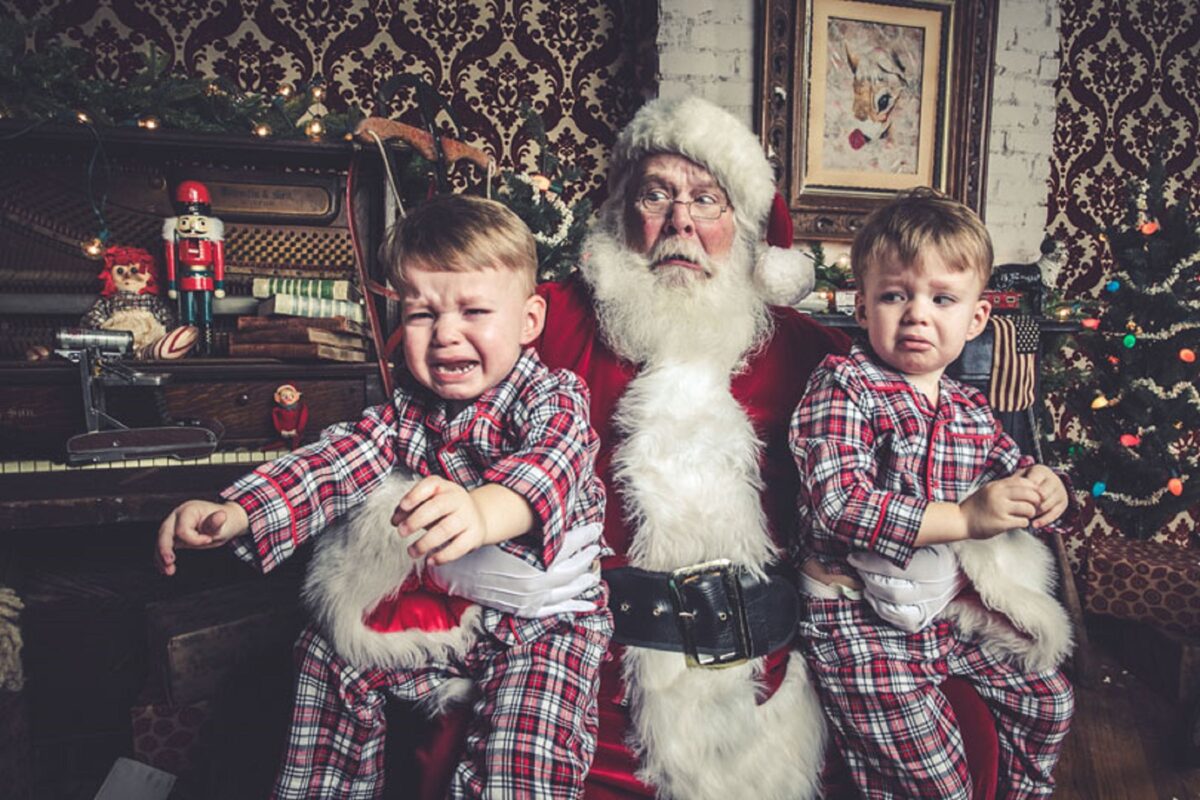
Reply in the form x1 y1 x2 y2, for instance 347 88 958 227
0 123 396 530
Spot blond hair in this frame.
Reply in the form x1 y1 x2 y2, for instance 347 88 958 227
383 194 537 295
851 188 993 289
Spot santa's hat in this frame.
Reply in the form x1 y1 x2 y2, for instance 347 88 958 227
606 95 814 305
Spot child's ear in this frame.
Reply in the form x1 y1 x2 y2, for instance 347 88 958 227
853 292 868 328
966 297 992 341
520 293 547 345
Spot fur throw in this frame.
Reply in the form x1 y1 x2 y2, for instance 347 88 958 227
944 530 1074 673
302 472 480 710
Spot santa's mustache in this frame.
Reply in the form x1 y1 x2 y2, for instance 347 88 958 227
647 238 714 277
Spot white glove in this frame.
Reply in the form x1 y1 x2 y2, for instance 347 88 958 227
422 523 603 618
847 545 967 633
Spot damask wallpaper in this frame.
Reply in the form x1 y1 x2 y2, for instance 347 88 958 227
1 0 657 205
1048 0 1199 297
1047 0 1200 550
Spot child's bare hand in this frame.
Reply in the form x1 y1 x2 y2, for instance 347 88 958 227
960 476 1040 539
1018 464 1069 528
392 476 487 565
156 500 249 576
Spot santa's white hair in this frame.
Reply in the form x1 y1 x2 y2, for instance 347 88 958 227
594 95 815 310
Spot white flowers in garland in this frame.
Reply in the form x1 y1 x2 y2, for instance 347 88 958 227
1130 377 1200 404
1113 250 1200 295
511 172 574 248
1113 319 1200 342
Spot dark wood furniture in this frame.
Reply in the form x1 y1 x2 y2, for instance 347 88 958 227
0 124 398 798
0 122 395 521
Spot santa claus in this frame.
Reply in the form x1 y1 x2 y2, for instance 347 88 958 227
406 96 845 799
408 96 1003 799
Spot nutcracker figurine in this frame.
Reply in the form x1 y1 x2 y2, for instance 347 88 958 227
163 180 225 355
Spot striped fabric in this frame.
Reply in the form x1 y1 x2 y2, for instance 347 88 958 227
989 316 1040 412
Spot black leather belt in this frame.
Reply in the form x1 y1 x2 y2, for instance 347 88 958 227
603 560 799 668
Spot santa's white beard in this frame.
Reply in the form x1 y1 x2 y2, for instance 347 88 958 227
580 222 771 371
581 215 826 799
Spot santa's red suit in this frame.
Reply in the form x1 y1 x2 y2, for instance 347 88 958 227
407 95 1005 800
537 276 848 797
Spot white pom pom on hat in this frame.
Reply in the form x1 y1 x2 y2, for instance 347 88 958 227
756 191 816 306
608 95 814 306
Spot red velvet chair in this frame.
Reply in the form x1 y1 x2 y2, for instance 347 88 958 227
402 673 999 800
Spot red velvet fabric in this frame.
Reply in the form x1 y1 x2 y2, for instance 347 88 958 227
411 675 998 799
362 588 473 634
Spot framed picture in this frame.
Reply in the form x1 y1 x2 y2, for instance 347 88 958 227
759 0 998 240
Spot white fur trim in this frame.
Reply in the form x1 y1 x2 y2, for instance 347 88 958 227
608 96 777 240
302 472 483 705
944 530 1074 673
161 216 225 242
612 360 825 799
756 245 816 306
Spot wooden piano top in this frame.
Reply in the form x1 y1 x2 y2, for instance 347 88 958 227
0 358 386 532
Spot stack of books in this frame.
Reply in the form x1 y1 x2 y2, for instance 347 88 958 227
231 277 369 362
253 277 366 325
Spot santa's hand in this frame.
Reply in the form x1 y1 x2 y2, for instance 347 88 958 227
422 523 603 618
847 546 967 633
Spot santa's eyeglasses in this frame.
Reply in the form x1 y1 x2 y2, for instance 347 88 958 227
636 189 729 221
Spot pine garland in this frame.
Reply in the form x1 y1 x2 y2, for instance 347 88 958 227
0 18 363 140
497 107 592 283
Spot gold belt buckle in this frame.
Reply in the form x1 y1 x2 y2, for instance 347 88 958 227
668 559 752 669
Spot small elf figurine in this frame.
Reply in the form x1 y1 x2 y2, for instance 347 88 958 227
81 245 197 360
272 384 308 450
163 180 225 355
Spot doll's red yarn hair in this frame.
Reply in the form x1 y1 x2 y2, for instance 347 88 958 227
97 245 160 297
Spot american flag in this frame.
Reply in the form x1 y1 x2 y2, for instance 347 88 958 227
989 316 1039 411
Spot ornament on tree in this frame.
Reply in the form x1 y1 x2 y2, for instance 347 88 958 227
1043 153 1200 539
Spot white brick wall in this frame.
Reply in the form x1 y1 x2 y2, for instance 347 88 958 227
656 0 757 127
656 0 1062 264
986 0 1061 264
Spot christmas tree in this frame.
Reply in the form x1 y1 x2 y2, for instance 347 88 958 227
386 104 592 284
1044 157 1200 539
497 108 592 283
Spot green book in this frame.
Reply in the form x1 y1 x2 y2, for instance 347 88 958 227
258 294 365 324
252 276 361 302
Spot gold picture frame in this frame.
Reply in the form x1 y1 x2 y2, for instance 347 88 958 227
759 0 998 240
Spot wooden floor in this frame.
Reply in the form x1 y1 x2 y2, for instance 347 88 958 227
1054 624 1200 800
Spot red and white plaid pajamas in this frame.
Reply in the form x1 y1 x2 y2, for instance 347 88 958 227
790 346 1074 799
222 349 612 799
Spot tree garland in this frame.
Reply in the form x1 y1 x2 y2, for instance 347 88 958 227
509 172 574 248
0 19 362 140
